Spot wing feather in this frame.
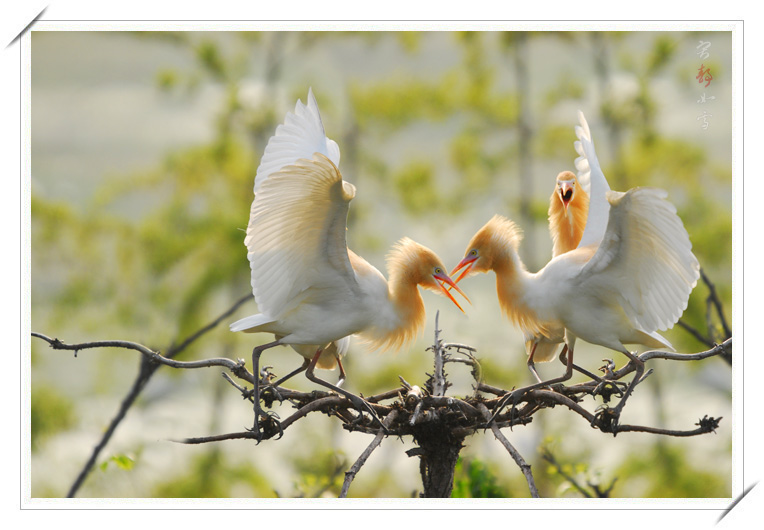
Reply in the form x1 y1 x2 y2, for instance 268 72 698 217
578 187 700 332
253 88 341 193
574 111 611 249
246 153 358 319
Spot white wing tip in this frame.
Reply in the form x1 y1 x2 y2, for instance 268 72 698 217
577 110 591 140
306 86 318 112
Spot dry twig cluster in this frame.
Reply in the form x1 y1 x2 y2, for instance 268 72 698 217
32 301 730 498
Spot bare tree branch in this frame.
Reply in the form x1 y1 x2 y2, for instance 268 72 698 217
478 403 539 498
700 268 731 340
32 293 252 497
514 389 723 437
676 319 714 348
31 332 255 381
340 410 400 498
639 338 731 363
676 270 732 365
34 303 730 497
428 311 447 397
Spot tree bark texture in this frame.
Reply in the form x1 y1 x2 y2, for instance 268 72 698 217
413 420 466 498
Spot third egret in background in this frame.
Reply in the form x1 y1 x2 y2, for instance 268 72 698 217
524 112 612 377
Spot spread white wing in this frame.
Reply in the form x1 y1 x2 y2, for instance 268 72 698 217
246 154 359 319
254 88 341 193
574 110 611 249
578 187 700 332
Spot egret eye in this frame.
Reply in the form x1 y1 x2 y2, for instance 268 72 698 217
434 267 442 274
470 249 478 256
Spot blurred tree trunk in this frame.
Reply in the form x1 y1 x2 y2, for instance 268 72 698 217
591 32 625 187
511 32 535 268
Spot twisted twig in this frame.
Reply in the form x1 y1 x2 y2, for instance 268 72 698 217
478 403 539 498
340 410 400 498
32 293 252 497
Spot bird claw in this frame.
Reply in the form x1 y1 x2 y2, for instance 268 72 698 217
508 389 525 415
592 359 628 402
592 380 626 402
348 396 388 433
592 405 620 434
243 381 284 406
261 384 285 405
599 358 616 378
259 365 276 385
246 425 265 444
248 409 283 442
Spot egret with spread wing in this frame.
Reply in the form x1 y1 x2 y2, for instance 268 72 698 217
231 89 468 438
452 118 698 425
236 91 349 391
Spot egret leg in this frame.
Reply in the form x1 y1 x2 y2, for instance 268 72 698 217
526 343 544 384
305 350 387 432
250 340 282 440
336 356 347 388
557 345 611 384
489 344 575 425
269 358 310 388
271 355 346 390
610 350 645 418
592 350 646 433
260 358 311 404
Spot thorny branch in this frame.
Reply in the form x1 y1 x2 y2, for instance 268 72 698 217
428 311 448 397
33 286 731 498
677 268 731 364
478 403 539 498
33 328 729 497
32 293 252 498
340 410 400 498
700 268 731 340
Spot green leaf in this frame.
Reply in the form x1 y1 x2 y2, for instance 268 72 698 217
101 454 135 472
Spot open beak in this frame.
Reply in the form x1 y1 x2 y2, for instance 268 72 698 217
559 181 574 211
433 270 470 313
450 255 477 285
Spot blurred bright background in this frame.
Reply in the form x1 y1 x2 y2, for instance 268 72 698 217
30 30 733 499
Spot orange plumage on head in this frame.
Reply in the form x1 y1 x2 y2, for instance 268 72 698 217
461 215 551 337
464 215 523 274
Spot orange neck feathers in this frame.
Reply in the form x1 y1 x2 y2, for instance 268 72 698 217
548 171 589 257
495 267 550 338
469 216 549 337
361 238 431 351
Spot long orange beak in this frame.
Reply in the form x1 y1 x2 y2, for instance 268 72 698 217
433 271 470 313
450 255 478 285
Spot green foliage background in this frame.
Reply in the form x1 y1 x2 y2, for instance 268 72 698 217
30 30 733 499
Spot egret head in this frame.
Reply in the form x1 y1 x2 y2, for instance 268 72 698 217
388 238 470 312
556 171 578 215
451 215 523 282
